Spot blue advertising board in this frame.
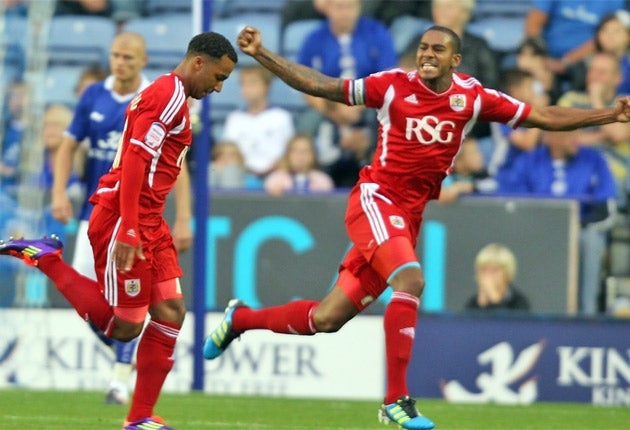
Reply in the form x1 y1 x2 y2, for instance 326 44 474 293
409 313 630 405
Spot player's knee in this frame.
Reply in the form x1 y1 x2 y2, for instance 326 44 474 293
111 322 143 342
313 312 346 333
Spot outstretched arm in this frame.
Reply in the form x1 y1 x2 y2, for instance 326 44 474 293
522 96 630 130
238 26 346 103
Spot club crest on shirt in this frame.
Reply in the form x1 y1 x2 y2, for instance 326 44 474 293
125 279 141 297
389 215 405 229
449 94 466 112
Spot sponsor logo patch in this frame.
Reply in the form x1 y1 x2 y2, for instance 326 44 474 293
145 122 166 149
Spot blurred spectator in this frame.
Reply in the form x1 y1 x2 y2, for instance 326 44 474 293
296 0 397 187
515 37 564 105
557 51 630 210
465 243 530 312
498 130 618 315
3 0 28 17
221 65 295 179
264 133 334 196
402 0 499 139
74 63 109 98
54 0 113 17
525 0 624 91
489 69 545 189
0 81 27 196
370 0 432 27
594 10 630 95
208 141 262 190
280 0 327 32
438 137 494 204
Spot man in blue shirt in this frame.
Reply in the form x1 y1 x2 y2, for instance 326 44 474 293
499 130 618 315
296 0 398 187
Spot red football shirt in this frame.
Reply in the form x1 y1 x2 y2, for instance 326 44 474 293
90 73 191 226
345 69 531 218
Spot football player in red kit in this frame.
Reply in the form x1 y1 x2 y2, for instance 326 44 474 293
1 32 237 430
202 25 630 430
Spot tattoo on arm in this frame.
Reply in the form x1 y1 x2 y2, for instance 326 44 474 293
257 48 346 103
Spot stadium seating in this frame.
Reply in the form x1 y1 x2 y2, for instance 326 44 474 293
122 14 192 72
466 16 527 54
388 15 433 55
1 16 27 84
144 0 192 16
472 0 533 20
218 0 287 17
44 65 84 107
269 79 307 113
47 15 117 66
280 18 322 62
210 13 281 65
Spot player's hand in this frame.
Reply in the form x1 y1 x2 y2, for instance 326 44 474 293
237 26 262 56
50 191 73 224
614 96 630 122
172 218 193 253
114 240 145 273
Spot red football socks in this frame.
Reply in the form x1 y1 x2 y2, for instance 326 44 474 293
233 300 319 334
384 291 420 404
127 319 180 422
37 254 115 335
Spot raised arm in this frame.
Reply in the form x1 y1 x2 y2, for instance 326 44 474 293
521 96 630 131
237 26 346 104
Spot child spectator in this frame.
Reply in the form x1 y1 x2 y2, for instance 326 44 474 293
221 65 295 179
209 141 262 190
439 137 494 203
489 69 546 190
264 133 334 196
594 10 630 95
465 243 530 312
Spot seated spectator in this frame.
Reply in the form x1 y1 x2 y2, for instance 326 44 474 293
498 130 618 315
208 141 262 191
54 0 113 17
264 133 334 196
489 69 546 189
515 37 564 105
75 63 108 98
525 0 624 92
0 80 27 196
296 0 397 187
594 10 630 95
465 242 530 312
557 51 630 210
221 65 295 179
439 137 495 204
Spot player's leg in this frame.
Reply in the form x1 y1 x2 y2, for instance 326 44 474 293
73 220 138 405
124 281 184 427
0 234 116 334
371 236 434 430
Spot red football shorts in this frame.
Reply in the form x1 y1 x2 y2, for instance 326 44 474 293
338 183 424 310
88 205 184 323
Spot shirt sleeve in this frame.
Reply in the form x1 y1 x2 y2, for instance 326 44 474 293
478 88 532 129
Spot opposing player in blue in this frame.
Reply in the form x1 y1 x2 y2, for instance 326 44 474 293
50 32 193 405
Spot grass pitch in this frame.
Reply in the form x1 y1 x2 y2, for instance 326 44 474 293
0 389 629 429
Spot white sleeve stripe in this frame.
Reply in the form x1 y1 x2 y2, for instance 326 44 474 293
160 79 186 125
130 137 158 157
507 102 526 128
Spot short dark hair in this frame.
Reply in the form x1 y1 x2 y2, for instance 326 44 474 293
187 32 238 64
422 25 462 54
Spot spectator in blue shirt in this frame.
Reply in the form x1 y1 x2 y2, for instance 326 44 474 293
498 130 618 315
296 0 397 187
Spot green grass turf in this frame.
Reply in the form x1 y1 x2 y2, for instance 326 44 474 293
0 390 629 429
